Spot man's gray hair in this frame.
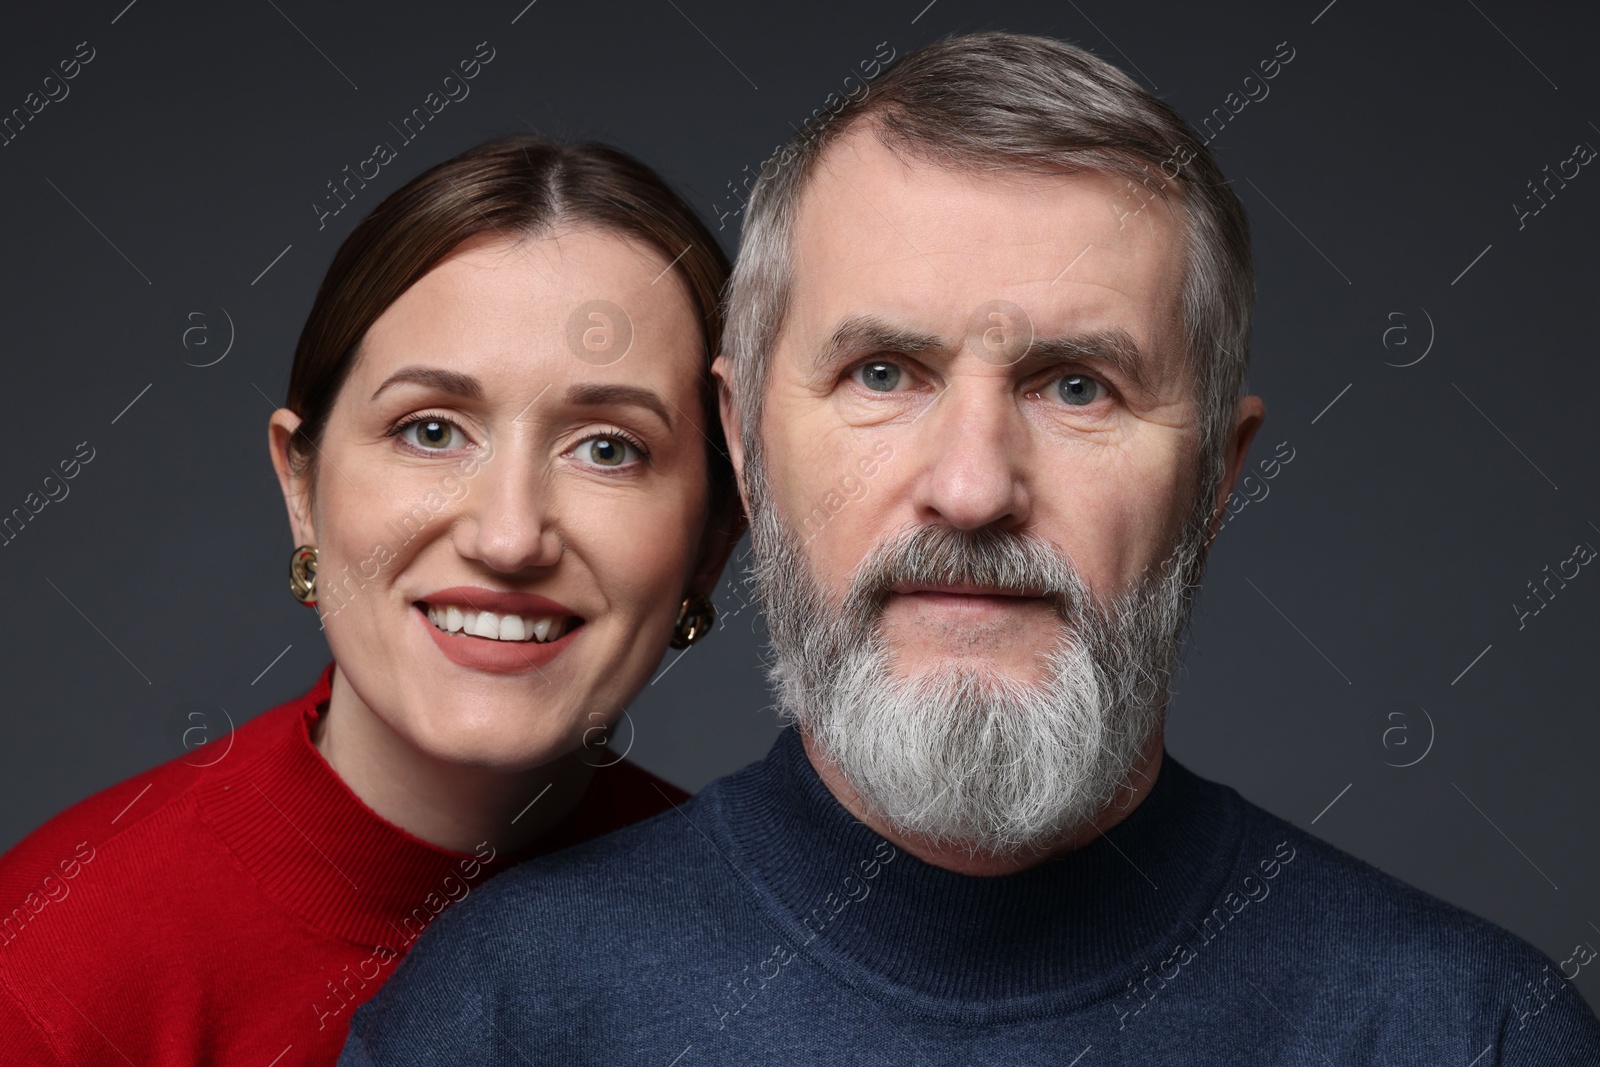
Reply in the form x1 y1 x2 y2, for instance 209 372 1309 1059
723 30 1254 518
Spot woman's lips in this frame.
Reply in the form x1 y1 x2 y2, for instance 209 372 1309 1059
420 585 576 618
414 603 582 674
423 602 575 643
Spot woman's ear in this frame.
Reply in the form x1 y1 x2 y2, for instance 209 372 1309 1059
268 409 316 545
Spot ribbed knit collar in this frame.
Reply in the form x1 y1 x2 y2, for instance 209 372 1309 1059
195 664 517 951
710 727 1243 1022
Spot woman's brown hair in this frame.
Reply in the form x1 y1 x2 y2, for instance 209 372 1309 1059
285 133 735 520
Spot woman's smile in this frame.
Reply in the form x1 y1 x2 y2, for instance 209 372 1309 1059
412 585 587 674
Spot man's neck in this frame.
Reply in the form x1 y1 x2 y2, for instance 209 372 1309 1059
799 728 1166 877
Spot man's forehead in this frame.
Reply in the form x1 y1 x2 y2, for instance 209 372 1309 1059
795 125 1178 240
784 129 1189 384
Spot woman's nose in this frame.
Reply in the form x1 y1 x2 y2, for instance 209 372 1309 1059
453 453 563 573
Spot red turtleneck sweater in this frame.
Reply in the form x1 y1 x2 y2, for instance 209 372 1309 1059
0 663 687 1064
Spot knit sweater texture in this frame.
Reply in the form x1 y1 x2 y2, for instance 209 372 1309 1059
0 663 685 1065
342 727 1600 1064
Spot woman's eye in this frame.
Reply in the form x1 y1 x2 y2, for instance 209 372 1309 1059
853 360 904 392
574 435 642 469
402 418 463 450
1055 374 1103 407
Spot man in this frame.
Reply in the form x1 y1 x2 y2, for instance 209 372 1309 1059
340 32 1600 1064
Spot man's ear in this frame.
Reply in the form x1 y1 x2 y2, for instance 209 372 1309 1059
686 482 748 610
689 352 753 603
1204 394 1266 541
268 409 316 546
710 352 752 518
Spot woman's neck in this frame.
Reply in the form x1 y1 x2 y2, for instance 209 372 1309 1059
313 664 596 856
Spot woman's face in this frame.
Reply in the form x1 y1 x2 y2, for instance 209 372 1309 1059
275 229 721 770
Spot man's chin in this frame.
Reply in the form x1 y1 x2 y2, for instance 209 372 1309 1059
885 654 1062 691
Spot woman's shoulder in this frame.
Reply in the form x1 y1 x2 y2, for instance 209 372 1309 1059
0 669 330 893
0 671 336 1056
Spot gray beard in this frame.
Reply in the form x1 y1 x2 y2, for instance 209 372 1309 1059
744 461 1210 857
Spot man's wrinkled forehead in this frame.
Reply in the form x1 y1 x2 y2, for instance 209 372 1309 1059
780 126 1192 397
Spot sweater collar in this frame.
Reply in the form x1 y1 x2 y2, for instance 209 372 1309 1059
712 727 1242 1019
195 663 515 951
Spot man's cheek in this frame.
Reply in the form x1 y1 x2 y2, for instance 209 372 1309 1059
817 509 873 592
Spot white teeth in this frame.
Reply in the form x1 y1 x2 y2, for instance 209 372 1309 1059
424 604 570 643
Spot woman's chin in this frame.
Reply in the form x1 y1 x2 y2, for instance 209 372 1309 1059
400 715 586 774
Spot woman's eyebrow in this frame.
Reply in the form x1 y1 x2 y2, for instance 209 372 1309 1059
564 382 675 430
369 366 485 402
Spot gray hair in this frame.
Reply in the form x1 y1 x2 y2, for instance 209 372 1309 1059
723 30 1254 519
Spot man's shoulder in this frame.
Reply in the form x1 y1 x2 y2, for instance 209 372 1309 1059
1218 782 1595 1034
1226 786 1528 947
415 771 754 957
347 782 758 1054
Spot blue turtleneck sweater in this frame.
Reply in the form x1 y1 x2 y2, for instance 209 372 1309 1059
340 729 1600 1064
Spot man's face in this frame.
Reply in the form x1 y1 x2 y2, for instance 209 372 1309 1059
761 130 1199 684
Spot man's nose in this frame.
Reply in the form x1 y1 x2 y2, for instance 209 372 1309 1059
907 378 1031 531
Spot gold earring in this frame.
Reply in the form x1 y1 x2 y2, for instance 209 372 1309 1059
289 545 318 607
670 592 716 649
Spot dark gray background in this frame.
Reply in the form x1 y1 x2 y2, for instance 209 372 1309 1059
2 0 1596 1011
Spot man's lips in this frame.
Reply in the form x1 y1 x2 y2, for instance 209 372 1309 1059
887 581 1050 599
884 582 1059 623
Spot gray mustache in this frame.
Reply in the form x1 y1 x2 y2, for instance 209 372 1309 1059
841 524 1093 627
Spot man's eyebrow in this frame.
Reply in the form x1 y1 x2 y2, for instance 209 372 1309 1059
1024 328 1155 394
370 366 485 402
564 382 675 430
816 315 945 373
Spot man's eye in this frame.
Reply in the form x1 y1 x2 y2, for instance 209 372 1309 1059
1055 375 1103 407
401 418 463 449
853 361 904 392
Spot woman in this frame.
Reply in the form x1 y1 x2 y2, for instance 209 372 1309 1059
0 134 743 1063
